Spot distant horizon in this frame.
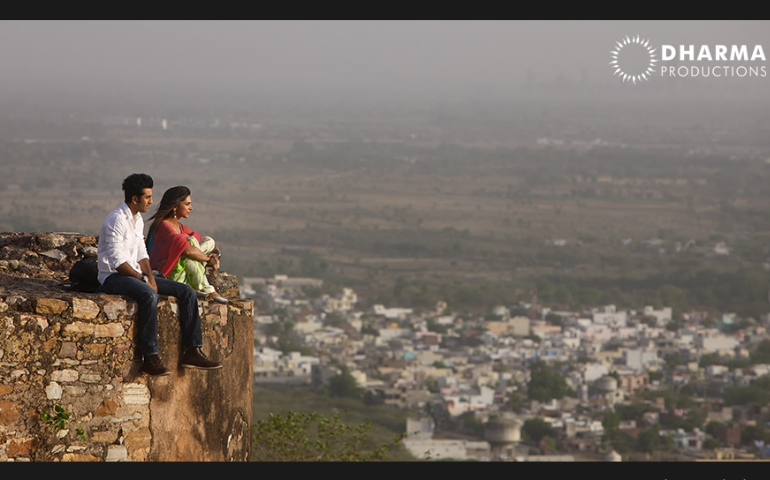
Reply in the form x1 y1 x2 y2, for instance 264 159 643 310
2 20 769 107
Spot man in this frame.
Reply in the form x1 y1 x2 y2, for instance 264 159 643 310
97 173 222 376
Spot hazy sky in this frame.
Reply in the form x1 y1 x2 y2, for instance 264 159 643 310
1 20 769 102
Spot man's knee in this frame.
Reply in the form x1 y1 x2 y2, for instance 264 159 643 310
178 283 196 300
139 288 159 307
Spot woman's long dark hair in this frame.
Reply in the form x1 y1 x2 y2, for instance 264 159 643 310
147 186 191 246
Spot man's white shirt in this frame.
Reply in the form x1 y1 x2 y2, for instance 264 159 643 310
97 203 149 285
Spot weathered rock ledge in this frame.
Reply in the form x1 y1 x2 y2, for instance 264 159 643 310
0 232 253 461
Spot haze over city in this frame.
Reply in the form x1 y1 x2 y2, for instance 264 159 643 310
3 20 770 465
1 20 769 108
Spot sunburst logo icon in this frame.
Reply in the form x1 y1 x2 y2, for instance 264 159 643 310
610 35 658 84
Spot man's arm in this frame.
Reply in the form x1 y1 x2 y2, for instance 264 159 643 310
114 259 157 292
138 258 157 292
101 214 132 273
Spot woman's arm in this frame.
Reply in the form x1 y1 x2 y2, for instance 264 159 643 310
183 240 212 263
179 224 217 265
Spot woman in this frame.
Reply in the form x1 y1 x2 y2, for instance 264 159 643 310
146 186 227 303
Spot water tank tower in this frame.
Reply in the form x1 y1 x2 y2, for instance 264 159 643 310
484 413 522 461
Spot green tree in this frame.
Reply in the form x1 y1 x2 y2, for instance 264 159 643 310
601 428 634 454
506 392 522 413
703 438 719 450
521 417 553 443
251 409 405 461
705 421 725 438
426 318 448 334
637 424 661 454
527 361 574 402
602 411 620 431
699 352 724 368
751 340 770 364
323 311 348 327
328 366 363 399
456 412 484 438
616 402 658 423
724 384 770 406
740 423 770 445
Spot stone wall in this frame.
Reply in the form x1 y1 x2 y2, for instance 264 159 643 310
0 232 253 461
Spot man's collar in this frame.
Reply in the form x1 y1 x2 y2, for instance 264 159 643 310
120 202 140 219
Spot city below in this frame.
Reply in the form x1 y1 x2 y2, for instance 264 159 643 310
244 273 770 462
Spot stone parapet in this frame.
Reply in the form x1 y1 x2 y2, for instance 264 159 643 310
0 232 253 461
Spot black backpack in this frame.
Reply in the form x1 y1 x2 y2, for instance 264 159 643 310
68 257 100 293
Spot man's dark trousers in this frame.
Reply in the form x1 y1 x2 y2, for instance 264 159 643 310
99 274 203 356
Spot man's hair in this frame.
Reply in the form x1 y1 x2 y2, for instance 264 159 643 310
122 173 154 203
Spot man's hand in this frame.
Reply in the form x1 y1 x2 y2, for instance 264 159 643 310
146 274 158 293
138 258 157 292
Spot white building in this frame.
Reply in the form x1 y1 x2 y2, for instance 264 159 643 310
582 363 610 382
318 287 358 312
444 386 495 417
624 348 658 370
593 308 628 327
372 304 414 319
696 333 739 353
402 437 490 461
642 306 673 324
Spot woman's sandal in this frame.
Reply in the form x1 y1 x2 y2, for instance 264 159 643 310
201 291 228 304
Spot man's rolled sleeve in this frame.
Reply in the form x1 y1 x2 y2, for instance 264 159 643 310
137 237 150 263
102 218 130 270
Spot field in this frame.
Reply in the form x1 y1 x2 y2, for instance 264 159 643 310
3 96 770 314
252 384 418 461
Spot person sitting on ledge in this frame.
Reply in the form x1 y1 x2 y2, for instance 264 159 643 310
96 173 223 376
146 185 227 304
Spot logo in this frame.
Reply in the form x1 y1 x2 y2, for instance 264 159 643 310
609 35 767 84
609 35 657 84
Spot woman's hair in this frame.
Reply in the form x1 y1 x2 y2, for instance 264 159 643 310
147 185 191 242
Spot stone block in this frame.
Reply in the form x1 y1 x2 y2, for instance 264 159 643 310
6 438 33 456
91 430 119 444
95 399 119 417
72 298 100 319
0 400 20 425
94 323 125 338
2 315 13 334
60 341 78 358
51 369 79 383
42 338 57 352
79 370 102 384
62 452 100 462
206 304 228 326
106 445 128 462
62 385 87 397
36 233 68 250
35 298 69 315
122 383 150 405
64 321 95 335
103 298 128 320
124 427 151 451
83 343 107 357
20 314 49 331
41 249 67 262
